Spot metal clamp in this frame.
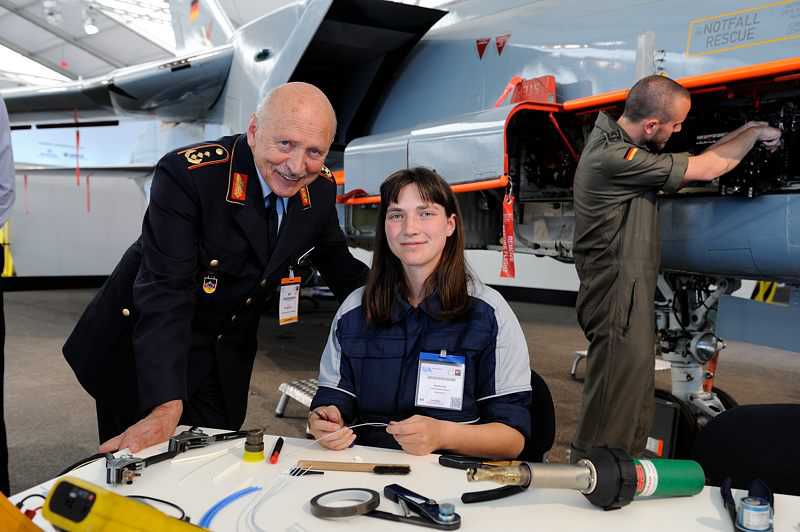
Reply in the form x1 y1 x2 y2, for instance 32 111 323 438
105 454 145 485
105 427 247 485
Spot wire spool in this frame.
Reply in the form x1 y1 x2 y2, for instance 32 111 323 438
737 496 773 532
310 488 380 518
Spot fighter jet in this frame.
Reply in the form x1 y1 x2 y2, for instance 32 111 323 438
3 0 800 460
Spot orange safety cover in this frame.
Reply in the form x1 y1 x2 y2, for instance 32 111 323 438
512 75 557 105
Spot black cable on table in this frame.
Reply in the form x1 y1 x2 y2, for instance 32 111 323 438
15 493 46 509
57 452 108 476
127 494 190 522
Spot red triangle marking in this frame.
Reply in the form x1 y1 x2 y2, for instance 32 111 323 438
496 33 511 56
476 38 490 60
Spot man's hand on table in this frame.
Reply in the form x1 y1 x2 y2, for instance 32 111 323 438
99 399 183 453
308 405 355 450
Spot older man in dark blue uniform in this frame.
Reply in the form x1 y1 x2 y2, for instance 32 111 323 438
63 83 368 453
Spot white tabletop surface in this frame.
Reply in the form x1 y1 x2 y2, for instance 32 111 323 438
12 428 800 531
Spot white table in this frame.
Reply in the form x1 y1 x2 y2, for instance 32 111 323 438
12 428 800 531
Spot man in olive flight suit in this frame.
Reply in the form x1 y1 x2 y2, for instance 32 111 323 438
571 75 781 458
63 83 369 453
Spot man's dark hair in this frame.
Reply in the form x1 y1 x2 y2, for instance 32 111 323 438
622 75 690 123
364 167 471 326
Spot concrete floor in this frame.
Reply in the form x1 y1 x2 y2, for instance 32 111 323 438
5 289 800 494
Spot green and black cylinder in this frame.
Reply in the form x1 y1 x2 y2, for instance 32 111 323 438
465 447 705 511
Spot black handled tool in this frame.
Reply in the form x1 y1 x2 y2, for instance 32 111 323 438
366 484 461 530
106 427 247 485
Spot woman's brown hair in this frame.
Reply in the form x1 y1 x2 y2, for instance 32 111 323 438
364 167 471 326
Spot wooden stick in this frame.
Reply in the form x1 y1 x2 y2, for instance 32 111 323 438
295 460 410 474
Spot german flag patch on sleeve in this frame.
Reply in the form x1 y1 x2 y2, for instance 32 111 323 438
624 147 638 161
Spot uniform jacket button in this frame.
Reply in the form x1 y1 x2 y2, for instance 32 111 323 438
209 259 220 268
121 308 131 317
231 315 238 322
260 279 267 287
245 298 253 305
217 334 223 341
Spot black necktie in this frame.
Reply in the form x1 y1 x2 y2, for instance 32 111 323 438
266 193 279 252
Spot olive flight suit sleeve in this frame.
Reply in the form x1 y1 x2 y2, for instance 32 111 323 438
603 143 689 194
132 156 200 414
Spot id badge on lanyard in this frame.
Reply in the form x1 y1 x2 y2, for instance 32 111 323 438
415 351 466 411
278 268 301 325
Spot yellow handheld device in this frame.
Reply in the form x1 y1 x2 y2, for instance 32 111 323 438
42 476 205 531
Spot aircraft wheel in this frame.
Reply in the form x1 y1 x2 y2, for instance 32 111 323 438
711 386 738 410
654 388 698 459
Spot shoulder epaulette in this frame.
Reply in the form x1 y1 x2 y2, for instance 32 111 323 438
319 165 334 183
603 130 624 143
177 144 231 170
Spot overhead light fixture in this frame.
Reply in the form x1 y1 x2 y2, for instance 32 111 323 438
83 17 99 35
42 0 62 26
83 4 99 35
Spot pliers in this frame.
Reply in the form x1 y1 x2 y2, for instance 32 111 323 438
438 454 527 503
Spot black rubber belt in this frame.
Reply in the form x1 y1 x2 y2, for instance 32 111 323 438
310 488 380 518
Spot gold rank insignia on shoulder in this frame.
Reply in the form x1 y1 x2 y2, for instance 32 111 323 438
228 172 248 203
318 165 334 183
299 185 312 210
178 144 230 170
624 147 638 161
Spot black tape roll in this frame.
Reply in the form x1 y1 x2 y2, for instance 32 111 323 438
310 488 380 518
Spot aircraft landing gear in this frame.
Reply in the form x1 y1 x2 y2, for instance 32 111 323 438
655 274 741 435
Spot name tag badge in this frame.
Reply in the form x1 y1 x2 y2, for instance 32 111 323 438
415 351 466 411
278 275 301 325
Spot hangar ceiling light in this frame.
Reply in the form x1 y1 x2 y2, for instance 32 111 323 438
88 0 175 52
0 0 177 88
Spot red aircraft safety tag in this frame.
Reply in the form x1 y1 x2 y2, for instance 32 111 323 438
500 193 516 278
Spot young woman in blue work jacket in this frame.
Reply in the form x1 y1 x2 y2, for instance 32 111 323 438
309 167 532 459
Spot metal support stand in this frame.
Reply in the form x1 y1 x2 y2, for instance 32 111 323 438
275 378 319 417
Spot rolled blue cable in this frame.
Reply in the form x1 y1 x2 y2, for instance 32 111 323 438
199 486 262 528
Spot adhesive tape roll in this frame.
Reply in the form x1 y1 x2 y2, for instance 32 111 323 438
310 488 380 518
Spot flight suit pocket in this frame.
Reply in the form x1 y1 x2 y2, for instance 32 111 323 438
621 279 637 335
575 281 594 332
575 266 618 335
